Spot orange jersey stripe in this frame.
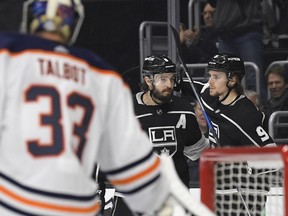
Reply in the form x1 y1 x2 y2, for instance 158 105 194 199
110 157 160 185
0 186 100 214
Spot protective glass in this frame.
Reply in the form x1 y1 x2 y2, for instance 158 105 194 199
152 74 177 86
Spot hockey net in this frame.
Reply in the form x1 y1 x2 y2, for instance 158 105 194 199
200 146 288 216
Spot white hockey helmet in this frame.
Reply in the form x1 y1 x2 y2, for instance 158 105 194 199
21 0 84 44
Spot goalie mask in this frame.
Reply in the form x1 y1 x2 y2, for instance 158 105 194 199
21 0 84 44
206 53 245 81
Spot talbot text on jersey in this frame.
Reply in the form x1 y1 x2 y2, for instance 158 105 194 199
38 58 86 84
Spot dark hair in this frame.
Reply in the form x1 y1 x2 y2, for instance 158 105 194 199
140 78 150 92
265 64 288 84
232 74 244 95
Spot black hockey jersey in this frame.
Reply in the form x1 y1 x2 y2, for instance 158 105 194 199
133 92 205 187
194 81 275 147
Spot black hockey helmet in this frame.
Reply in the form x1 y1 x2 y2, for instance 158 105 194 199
206 54 245 81
142 55 176 76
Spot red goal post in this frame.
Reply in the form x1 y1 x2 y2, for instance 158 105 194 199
200 145 288 216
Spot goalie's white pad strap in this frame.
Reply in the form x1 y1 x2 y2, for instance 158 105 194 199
160 155 215 216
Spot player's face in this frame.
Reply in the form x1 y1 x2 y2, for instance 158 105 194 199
151 73 175 102
207 70 230 98
267 73 287 98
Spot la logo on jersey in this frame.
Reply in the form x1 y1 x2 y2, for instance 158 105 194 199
148 126 177 157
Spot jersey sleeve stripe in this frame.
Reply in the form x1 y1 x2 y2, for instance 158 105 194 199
116 173 161 195
0 172 97 201
167 111 195 115
136 113 153 118
1 202 41 216
104 150 154 175
103 151 162 195
109 157 160 185
0 186 100 214
220 113 261 147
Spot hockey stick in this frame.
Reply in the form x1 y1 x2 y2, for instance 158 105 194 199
169 24 220 147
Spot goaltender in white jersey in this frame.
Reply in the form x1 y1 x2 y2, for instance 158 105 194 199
0 0 214 216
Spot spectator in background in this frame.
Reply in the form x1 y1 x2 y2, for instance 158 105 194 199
207 0 267 101
262 0 288 48
179 2 218 72
202 2 215 28
179 23 200 64
263 64 288 142
264 64 288 114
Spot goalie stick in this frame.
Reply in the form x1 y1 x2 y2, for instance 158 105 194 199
169 24 220 147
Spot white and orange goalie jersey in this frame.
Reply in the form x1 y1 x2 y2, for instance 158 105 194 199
0 32 170 216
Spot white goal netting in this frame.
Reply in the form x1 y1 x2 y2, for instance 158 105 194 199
200 146 287 216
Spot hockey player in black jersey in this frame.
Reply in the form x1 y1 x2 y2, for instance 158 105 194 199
186 53 276 148
182 53 277 216
134 55 210 187
111 55 210 215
